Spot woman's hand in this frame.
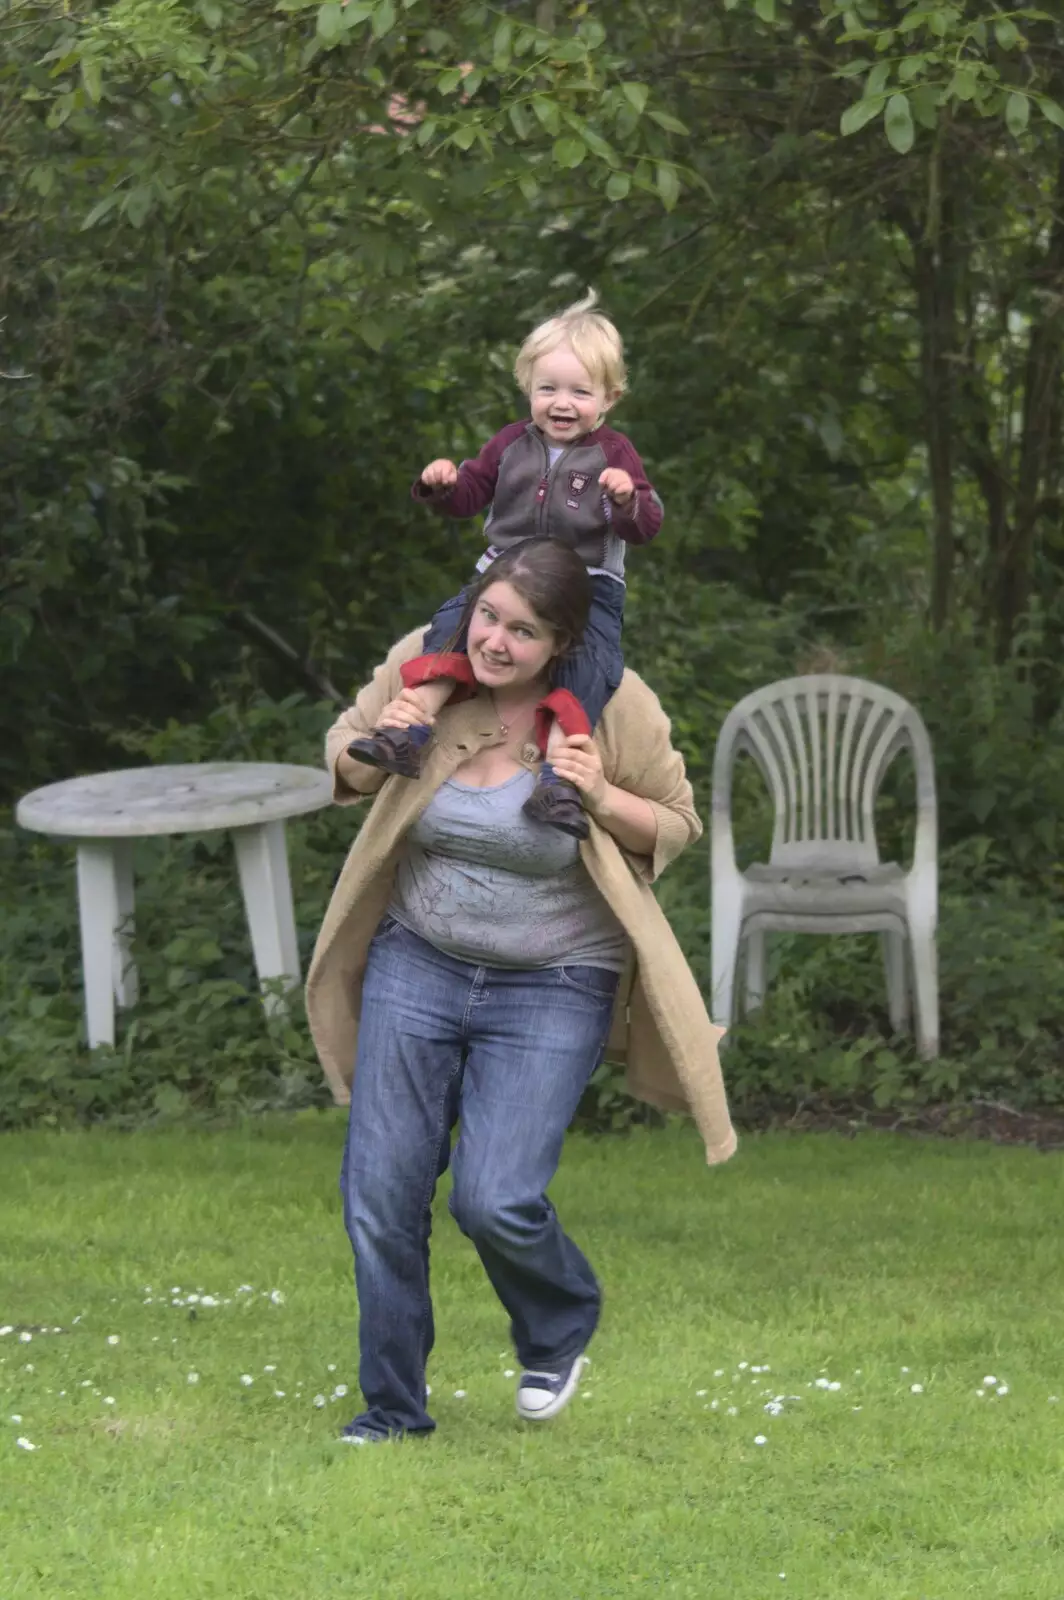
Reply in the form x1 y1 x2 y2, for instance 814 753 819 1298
421 459 459 491
550 734 608 812
376 688 435 731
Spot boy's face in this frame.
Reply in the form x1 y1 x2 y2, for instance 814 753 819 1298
529 344 613 444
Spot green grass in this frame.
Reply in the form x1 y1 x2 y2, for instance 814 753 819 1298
2 1119 1063 1599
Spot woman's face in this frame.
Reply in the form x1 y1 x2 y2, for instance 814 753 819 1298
466 581 559 691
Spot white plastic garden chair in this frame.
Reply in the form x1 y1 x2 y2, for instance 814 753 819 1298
710 674 939 1058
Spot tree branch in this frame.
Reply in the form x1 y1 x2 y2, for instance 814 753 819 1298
228 610 346 706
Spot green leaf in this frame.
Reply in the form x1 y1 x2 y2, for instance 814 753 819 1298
1037 95 1064 131
835 59 873 79
910 84 940 129
994 17 1020 49
864 60 890 98
655 161 680 210
605 171 630 202
581 126 616 162
884 91 915 153
948 64 979 102
1006 91 1029 136
124 186 154 228
579 20 606 49
648 109 689 135
518 173 539 202
371 0 396 39
896 10 926 33
754 0 776 19
316 3 343 43
509 101 530 139
493 19 513 64
451 124 476 150
898 54 926 84
622 82 648 114
532 95 560 134
154 1083 189 1118
80 193 121 231
80 55 102 104
839 96 884 136
553 135 587 168
359 319 387 352
45 92 74 130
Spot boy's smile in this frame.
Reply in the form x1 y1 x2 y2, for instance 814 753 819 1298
529 344 614 445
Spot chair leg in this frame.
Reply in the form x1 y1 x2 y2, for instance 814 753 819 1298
76 841 130 1048
907 919 939 1060
743 930 766 1016
881 929 909 1036
233 821 301 1018
710 897 742 1030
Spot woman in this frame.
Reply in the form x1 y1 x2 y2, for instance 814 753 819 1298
306 539 736 1444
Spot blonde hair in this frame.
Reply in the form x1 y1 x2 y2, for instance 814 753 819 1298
514 289 627 399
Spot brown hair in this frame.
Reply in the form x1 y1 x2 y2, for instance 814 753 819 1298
442 538 591 663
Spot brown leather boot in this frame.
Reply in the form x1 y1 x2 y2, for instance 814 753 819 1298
346 727 426 779
522 775 590 839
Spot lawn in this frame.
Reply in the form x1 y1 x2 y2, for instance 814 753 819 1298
2 1117 1063 1599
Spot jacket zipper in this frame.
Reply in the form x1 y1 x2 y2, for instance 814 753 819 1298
537 435 570 539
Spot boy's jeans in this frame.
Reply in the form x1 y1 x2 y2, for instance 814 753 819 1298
339 916 620 1439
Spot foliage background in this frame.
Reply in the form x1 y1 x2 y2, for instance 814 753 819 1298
2 0 1062 1129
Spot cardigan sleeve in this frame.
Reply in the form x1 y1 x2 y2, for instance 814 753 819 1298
325 629 429 804
597 673 702 884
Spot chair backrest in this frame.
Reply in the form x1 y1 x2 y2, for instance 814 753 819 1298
712 674 936 870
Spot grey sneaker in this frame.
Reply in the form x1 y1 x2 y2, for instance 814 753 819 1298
516 1354 588 1421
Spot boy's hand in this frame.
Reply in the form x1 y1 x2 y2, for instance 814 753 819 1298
599 467 635 507
421 459 459 491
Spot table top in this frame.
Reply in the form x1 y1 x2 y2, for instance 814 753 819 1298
15 762 335 839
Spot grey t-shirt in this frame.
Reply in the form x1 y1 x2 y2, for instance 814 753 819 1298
388 768 628 971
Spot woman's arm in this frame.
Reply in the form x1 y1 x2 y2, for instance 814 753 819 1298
325 629 428 803
592 674 703 882
585 782 658 856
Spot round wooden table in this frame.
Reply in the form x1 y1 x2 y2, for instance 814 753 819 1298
15 762 334 1048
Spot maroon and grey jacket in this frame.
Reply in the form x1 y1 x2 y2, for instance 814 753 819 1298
411 419 663 581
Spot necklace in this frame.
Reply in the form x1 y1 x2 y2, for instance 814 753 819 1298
489 688 540 738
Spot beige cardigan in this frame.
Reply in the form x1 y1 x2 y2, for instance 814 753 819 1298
305 630 738 1166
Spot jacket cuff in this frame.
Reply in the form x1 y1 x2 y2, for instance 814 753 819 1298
620 799 690 884
331 749 385 804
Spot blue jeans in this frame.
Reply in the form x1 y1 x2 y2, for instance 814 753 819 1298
423 571 626 732
339 916 619 1438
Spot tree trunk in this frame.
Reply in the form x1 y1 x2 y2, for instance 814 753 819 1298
910 188 958 632
995 147 1064 666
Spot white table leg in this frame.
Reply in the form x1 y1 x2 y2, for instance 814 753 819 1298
232 820 300 1017
76 840 137 1048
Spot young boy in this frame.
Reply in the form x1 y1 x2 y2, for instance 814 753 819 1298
348 291 663 838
